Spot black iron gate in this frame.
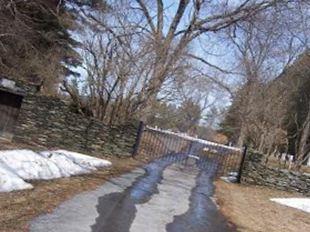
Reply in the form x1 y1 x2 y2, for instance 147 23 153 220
133 123 247 180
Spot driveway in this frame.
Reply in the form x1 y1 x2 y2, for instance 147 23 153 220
30 151 235 232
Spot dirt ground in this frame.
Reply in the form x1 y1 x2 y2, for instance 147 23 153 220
215 180 310 232
0 140 155 232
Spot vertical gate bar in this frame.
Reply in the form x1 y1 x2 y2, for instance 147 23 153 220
167 133 172 156
221 149 226 176
222 148 228 176
171 134 175 151
218 146 225 176
150 131 157 158
222 148 227 176
179 137 185 163
176 136 180 152
161 133 166 156
152 130 158 158
231 151 236 172
237 145 248 183
132 121 144 157
155 131 162 158
167 134 173 154
227 150 232 173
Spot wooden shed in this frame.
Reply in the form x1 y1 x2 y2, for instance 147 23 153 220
0 78 25 141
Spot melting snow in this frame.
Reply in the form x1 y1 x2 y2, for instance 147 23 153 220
270 198 310 213
0 162 33 192
0 149 111 192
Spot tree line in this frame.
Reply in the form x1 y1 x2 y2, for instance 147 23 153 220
221 52 310 166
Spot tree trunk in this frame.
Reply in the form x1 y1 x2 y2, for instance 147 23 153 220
258 131 266 153
237 124 246 147
296 106 310 166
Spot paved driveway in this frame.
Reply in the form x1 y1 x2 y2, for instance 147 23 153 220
30 153 235 232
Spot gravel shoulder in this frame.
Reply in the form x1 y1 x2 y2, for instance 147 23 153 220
215 180 310 232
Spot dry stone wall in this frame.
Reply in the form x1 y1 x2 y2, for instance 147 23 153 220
14 95 139 157
241 151 310 196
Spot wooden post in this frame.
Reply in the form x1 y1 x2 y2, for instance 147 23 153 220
132 121 144 157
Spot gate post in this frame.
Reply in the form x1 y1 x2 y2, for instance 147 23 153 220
132 121 144 157
237 145 248 183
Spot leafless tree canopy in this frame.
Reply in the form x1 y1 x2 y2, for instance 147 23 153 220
62 0 308 124
219 1 310 166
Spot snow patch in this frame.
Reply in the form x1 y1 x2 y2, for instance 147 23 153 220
270 198 310 213
0 149 111 192
41 150 111 170
0 162 33 192
0 149 71 180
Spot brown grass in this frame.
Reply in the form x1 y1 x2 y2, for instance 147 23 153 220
215 180 310 232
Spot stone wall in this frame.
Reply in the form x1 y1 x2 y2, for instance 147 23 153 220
241 151 310 196
14 95 139 157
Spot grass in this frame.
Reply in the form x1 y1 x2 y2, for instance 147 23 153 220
215 180 310 232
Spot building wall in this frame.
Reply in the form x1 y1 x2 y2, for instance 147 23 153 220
14 95 139 157
241 151 310 196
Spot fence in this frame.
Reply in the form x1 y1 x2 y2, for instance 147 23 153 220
133 123 246 179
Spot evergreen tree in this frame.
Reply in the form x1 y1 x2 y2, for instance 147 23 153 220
0 0 105 94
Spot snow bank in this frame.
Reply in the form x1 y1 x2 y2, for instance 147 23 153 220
0 150 67 180
270 198 310 213
0 149 111 192
41 150 111 170
0 162 33 192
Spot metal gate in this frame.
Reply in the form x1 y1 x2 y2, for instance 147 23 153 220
0 90 23 140
133 123 247 181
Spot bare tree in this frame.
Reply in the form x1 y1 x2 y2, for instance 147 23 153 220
220 2 308 148
74 0 297 117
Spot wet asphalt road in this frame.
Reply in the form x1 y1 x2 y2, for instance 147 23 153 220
30 144 235 232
